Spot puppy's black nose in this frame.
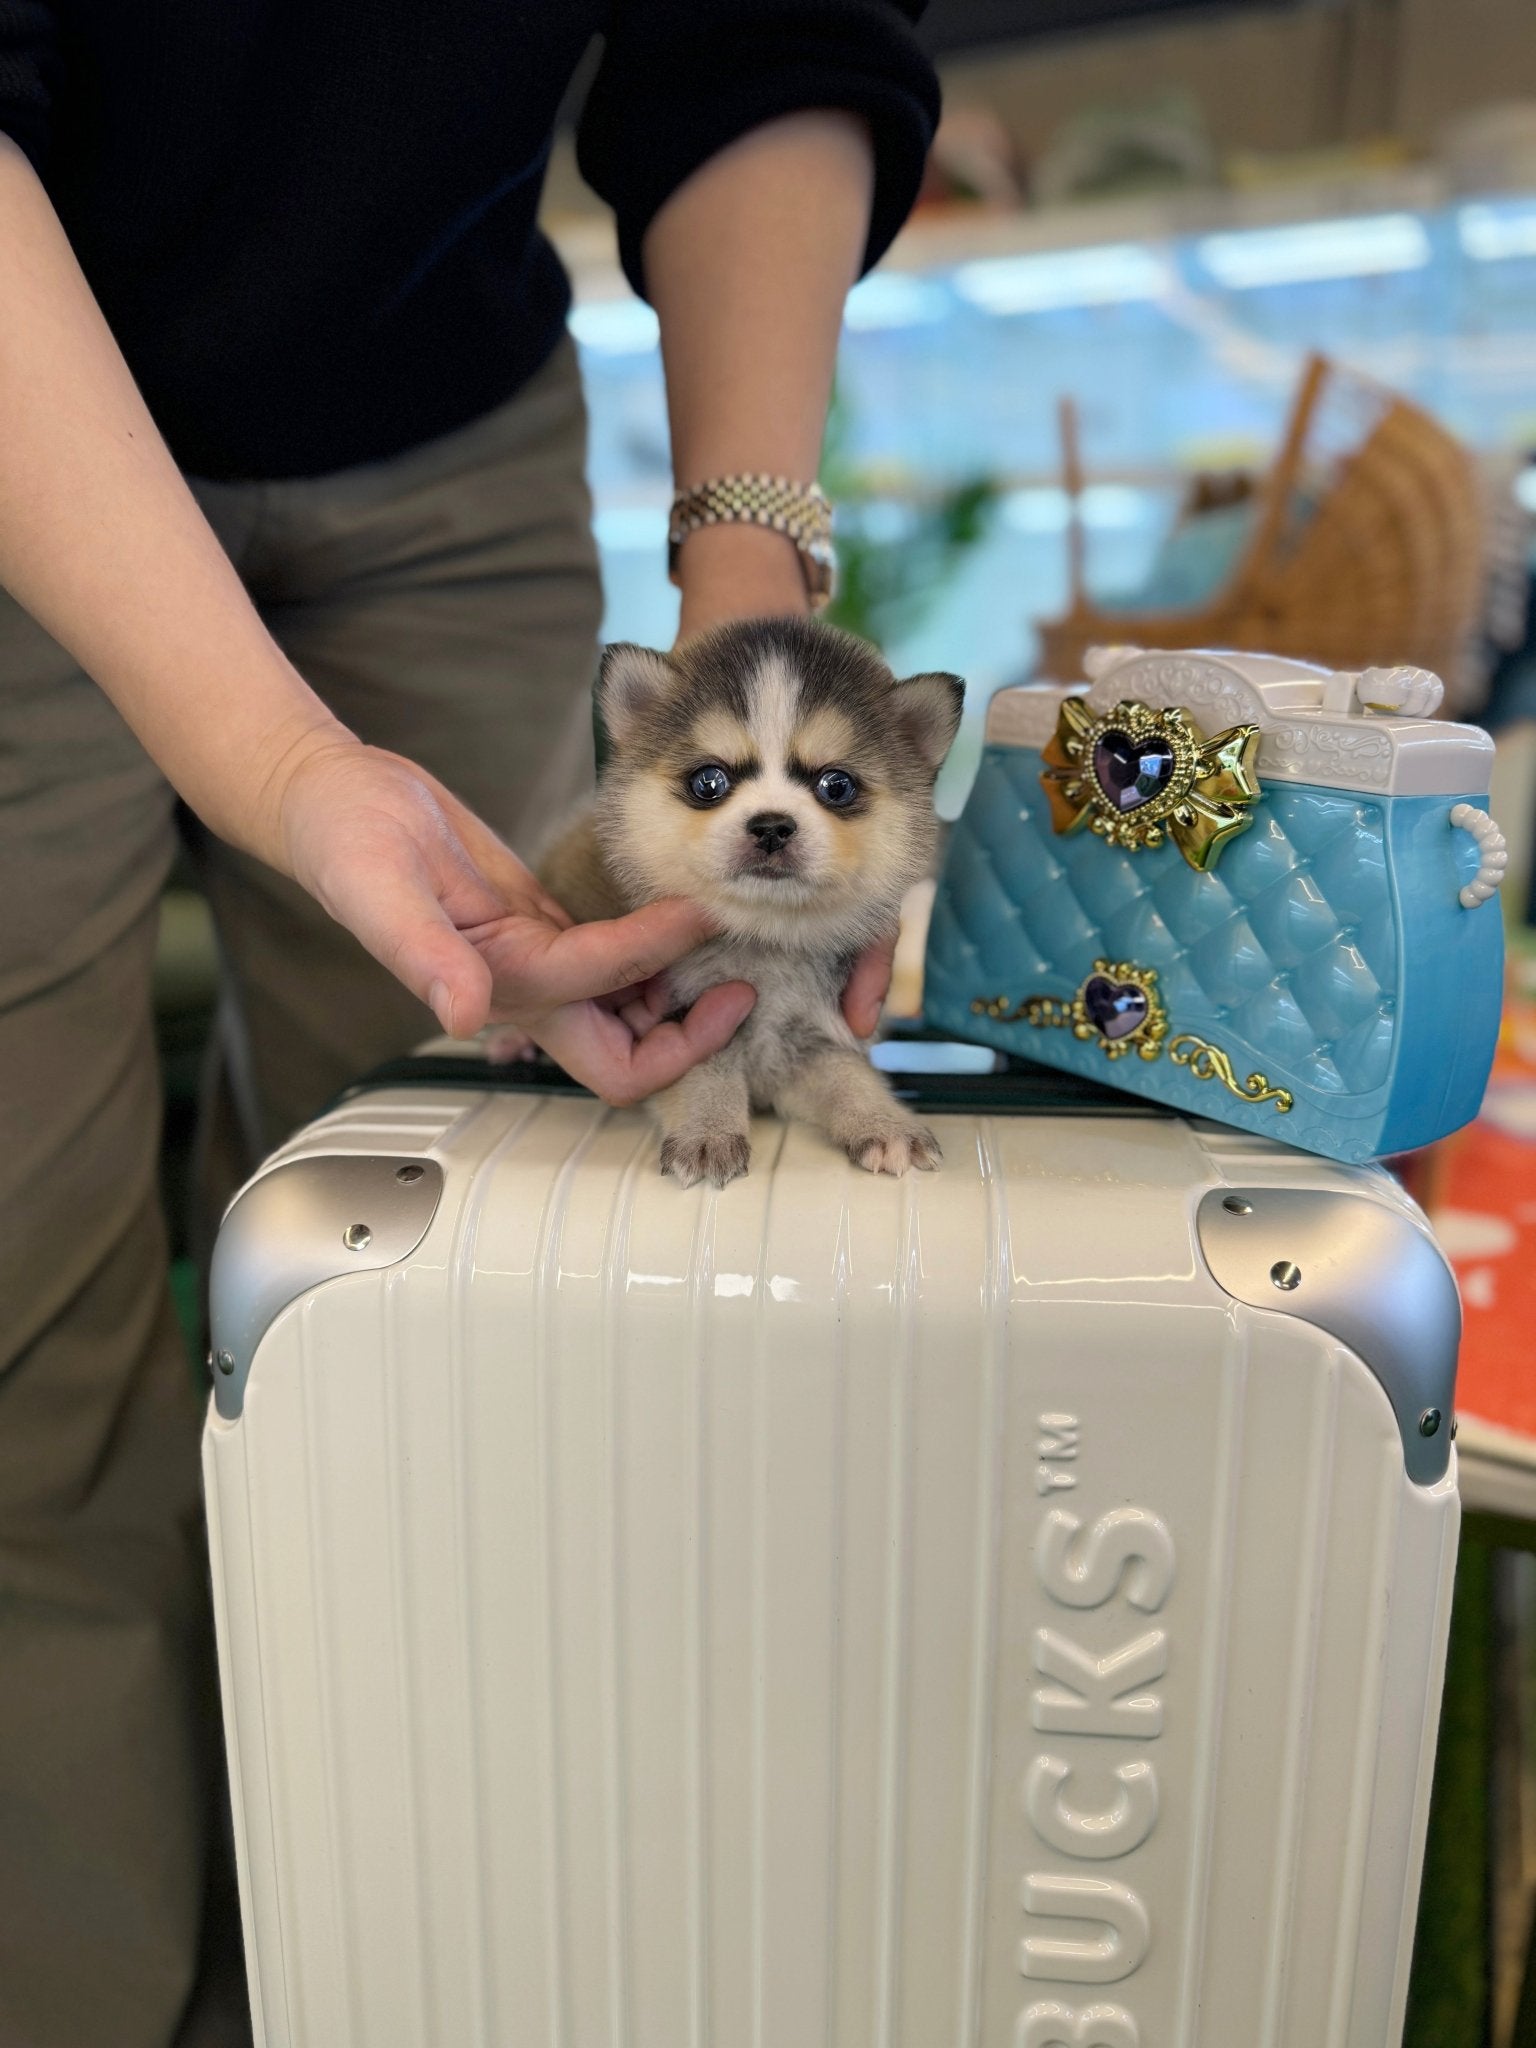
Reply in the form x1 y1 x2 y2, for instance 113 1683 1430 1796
746 812 798 855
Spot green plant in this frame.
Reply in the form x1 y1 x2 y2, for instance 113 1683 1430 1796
819 385 1000 652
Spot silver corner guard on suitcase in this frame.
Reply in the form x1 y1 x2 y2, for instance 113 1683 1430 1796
1195 1187 1460 1487
208 1153 444 1421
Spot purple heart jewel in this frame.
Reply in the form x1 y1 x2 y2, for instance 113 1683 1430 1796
1092 728 1175 814
1082 974 1150 1041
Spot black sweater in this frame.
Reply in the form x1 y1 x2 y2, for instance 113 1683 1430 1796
0 3 938 480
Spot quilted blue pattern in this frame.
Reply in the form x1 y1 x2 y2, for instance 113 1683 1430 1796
925 744 1502 1163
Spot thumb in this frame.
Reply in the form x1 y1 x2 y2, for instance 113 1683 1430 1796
416 928 494 1038
493 897 716 1009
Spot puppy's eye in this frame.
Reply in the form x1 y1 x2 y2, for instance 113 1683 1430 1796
686 763 732 806
815 767 860 810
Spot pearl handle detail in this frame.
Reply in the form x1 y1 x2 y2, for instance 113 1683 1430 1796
1450 803 1507 908
1322 665 1446 716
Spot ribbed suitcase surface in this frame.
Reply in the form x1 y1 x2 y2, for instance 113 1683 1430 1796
204 1078 1459 2048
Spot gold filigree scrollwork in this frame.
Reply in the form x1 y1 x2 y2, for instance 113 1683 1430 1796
1039 695 1262 873
972 992 1076 1028
971 965 1292 1107
971 958 1167 1063
1168 1034 1294 1112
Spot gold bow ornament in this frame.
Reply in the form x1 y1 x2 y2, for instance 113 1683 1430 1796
1040 696 1262 873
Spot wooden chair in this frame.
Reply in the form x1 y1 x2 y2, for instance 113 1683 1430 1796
1035 353 1488 698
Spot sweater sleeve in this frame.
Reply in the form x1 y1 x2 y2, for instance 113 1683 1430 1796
0 0 59 171
576 0 939 301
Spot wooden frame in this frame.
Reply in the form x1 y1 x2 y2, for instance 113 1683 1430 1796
1036 352 1488 694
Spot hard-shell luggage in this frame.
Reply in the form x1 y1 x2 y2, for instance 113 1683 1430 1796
204 1050 1460 2047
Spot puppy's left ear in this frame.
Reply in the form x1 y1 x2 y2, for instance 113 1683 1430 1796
892 672 965 774
597 641 675 750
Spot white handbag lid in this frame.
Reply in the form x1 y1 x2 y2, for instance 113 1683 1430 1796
987 646 1494 798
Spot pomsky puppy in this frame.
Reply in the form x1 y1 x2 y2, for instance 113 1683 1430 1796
539 616 964 1188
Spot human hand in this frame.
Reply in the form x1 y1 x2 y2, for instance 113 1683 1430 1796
841 928 897 1039
272 736 755 1104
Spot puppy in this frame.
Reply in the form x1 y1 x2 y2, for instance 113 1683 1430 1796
539 616 964 1187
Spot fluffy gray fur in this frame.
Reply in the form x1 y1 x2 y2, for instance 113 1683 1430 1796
539 617 964 1187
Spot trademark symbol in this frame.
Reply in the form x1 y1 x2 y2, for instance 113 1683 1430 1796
1037 1412 1080 1495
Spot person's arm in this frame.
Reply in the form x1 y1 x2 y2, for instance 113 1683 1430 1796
643 109 873 642
0 133 751 1099
578 0 935 649
577 6 939 1033
0 136 341 851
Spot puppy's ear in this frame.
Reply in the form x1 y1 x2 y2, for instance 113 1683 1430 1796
597 642 674 749
891 672 965 774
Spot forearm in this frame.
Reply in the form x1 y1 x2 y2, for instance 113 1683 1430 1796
642 110 875 632
0 135 351 859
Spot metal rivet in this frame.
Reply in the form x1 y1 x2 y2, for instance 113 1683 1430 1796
1223 1195 1253 1215
215 1349 235 1376
1419 1407 1442 1438
343 1223 373 1252
395 1163 424 1184
1270 1260 1301 1291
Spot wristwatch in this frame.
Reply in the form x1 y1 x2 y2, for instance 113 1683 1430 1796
667 474 837 609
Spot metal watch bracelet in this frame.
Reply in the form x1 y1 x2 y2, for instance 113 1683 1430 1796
667 474 836 609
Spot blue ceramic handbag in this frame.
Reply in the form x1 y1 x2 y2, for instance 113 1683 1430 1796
924 646 1508 1163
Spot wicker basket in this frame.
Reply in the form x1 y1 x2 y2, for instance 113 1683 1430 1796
1035 353 1487 696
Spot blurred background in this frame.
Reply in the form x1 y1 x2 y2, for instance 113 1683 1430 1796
153 7 1536 2039
547 0 1536 827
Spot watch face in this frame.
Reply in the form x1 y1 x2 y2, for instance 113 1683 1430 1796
805 538 837 609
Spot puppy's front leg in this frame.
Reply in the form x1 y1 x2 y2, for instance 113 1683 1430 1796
776 1048 941 1177
653 1051 753 1189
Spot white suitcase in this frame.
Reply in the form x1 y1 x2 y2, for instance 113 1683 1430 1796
204 1052 1462 2048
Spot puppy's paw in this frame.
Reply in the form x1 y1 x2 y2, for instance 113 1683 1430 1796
660 1131 752 1189
847 1123 942 1177
483 1026 540 1064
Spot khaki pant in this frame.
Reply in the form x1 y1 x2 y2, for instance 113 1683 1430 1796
0 338 602 2048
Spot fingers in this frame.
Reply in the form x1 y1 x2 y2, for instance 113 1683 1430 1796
613 973 674 1039
407 924 493 1038
489 898 717 1009
533 886 574 929
537 981 756 1105
617 981 756 1101
314 839 493 1037
483 1026 540 1064
841 928 898 1039
405 760 573 924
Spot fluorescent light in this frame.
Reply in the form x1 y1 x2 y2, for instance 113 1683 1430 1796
952 244 1171 315
1197 214 1430 289
1000 485 1155 532
843 273 950 330
569 299 660 356
1001 487 1070 533
1459 201 1536 262
1080 484 1156 529
870 1041 999 1074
